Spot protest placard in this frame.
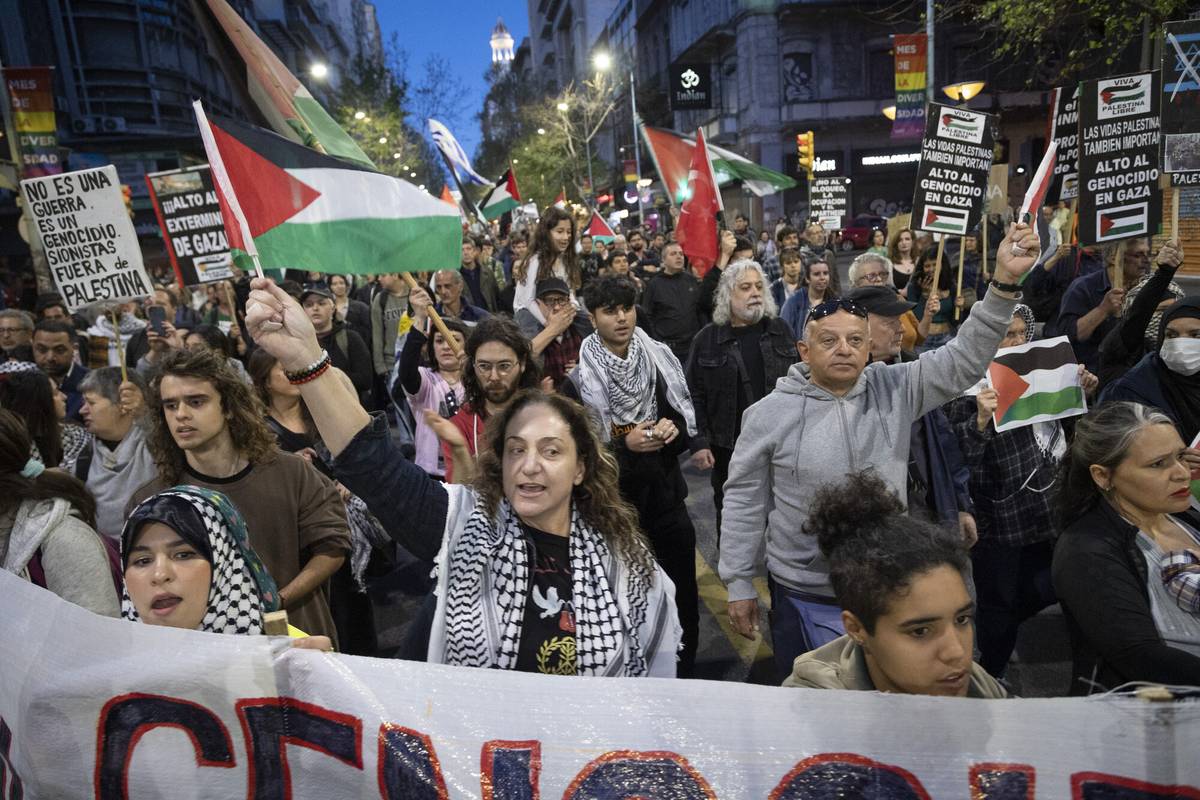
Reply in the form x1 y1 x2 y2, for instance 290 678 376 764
2 571 1198 799
911 103 996 236
145 165 233 286
809 177 848 230
1047 85 1080 201
986 163 1009 215
1162 19 1200 179
20 165 152 312
1077 71 1162 245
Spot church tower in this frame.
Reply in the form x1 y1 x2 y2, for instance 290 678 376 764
490 18 514 67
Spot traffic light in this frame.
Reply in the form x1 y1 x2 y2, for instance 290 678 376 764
121 184 134 219
796 131 815 178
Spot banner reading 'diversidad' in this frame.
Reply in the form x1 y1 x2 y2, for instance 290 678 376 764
1 571 1197 799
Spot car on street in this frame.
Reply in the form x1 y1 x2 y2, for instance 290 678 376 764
837 215 888 251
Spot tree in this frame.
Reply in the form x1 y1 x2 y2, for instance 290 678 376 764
942 0 1191 85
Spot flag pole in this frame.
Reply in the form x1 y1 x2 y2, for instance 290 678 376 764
930 235 946 301
400 273 462 359
1171 184 1180 243
954 235 965 321
981 218 989 283
1113 241 1126 291
110 309 128 384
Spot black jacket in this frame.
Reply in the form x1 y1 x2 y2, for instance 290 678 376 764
1052 500 1200 694
684 318 798 450
318 321 374 399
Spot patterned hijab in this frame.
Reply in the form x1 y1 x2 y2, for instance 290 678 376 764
120 486 279 635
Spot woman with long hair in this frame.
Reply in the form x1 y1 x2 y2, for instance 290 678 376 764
185 323 251 384
0 367 65 467
512 206 581 313
243 278 682 676
1053 401 1200 692
784 470 1006 697
907 248 961 352
328 273 372 344
868 229 888 257
888 228 917 291
0 408 119 616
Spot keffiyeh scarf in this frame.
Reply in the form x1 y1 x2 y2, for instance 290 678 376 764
442 497 653 676
120 486 279 635
574 328 698 442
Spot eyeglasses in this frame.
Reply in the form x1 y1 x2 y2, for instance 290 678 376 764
474 360 517 376
540 295 570 309
0 327 28 335
808 299 868 321
860 270 888 284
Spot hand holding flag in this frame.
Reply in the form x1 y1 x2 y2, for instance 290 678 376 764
993 222 1041 287
1012 141 1056 259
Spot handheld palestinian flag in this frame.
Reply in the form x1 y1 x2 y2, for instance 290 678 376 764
196 0 373 169
987 336 1087 433
584 212 616 244
480 169 521 221
553 189 568 208
193 102 459 275
640 125 797 202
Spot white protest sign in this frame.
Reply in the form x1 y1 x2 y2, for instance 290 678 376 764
20 165 153 312
2 570 1198 799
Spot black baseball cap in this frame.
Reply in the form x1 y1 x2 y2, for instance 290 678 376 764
299 287 334 304
847 286 916 317
535 278 571 299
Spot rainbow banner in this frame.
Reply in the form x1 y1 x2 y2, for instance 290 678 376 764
892 34 927 140
3 67 61 178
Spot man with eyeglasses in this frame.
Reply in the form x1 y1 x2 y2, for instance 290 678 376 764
848 252 923 352
441 316 540 482
719 223 1041 676
0 309 34 358
1058 237 1154 374
515 278 593 390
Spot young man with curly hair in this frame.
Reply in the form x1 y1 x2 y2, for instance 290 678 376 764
129 348 350 643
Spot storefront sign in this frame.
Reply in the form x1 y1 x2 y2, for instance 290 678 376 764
669 63 712 111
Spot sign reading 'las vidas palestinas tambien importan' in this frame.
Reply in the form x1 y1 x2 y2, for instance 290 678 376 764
20 166 152 312
911 102 996 236
1077 71 1162 244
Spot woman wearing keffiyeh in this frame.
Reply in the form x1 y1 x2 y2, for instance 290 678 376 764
242 276 682 677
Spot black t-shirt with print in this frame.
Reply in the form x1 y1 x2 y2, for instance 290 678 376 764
516 526 577 675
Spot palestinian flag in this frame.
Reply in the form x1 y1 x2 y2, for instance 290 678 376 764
195 0 373 169
554 189 567 208
1096 203 1148 242
193 102 459 275
584 213 616 244
480 169 520 221
640 125 797 202
922 204 969 234
1101 84 1145 106
987 336 1087 433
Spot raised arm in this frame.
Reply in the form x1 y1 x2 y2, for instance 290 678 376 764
1104 242 1184 359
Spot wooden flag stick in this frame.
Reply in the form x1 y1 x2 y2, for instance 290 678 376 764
954 237 966 321
981 218 989 282
930 236 947 304
1171 185 1180 243
1113 240 1126 291
401 273 463 359
221 280 241 338
110 309 128 383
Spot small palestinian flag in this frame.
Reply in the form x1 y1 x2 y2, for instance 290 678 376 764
1101 84 1145 106
480 169 521 221
585 212 616 244
987 336 1087 433
941 114 976 132
1096 203 1147 242
922 204 969 234
193 102 459 275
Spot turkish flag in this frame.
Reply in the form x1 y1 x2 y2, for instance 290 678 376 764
675 128 723 276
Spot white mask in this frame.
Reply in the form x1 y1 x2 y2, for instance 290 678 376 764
1159 337 1200 376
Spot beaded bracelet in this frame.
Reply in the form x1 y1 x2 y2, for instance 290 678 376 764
285 350 330 384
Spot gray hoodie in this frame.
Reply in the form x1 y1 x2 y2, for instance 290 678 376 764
718 289 1016 602
1 498 120 617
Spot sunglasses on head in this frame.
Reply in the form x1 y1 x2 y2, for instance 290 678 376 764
808 299 868 321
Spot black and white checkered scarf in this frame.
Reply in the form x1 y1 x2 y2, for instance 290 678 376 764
442 496 653 676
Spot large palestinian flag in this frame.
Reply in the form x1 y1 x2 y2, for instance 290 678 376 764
194 102 459 275
987 336 1087 433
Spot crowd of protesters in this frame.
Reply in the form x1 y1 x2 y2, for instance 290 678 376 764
2 198 1199 699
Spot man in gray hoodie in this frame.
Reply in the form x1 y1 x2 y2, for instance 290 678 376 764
719 222 1041 675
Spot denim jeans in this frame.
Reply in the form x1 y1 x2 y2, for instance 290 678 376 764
768 577 845 680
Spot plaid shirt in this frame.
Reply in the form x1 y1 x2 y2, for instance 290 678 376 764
944 396 1060 548
760 253 781 282
1162 551 1200 614
541 325 584 389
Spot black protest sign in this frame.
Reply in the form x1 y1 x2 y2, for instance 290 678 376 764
912 103 996 236
1078 71 1161 245
810 178 849 230
146 165 232 286
20 165 152 312
1047 85 1080 200
1162 20 1200 175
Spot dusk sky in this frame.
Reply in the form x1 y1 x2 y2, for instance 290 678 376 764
373 1 529 160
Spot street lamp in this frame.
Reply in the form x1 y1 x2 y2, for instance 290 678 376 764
378 136 388 144
537 127 546 135
590 50 645 222
309 62 328 80
354 110 366 120
556 101 569 112
593 51 612 73
942 80 986 103
881 105 897 121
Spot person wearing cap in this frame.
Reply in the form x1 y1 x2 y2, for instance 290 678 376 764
432 269 491 327
849 284 977 547
301 286 373 401
686 259 798 531
847 251 924 353
514 277 593 390
719 223 1040 676
639 241 704 364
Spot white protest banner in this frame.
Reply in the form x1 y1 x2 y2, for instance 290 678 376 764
2 571 1198 799
19 165 152 312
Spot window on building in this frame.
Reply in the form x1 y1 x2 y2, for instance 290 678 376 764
781 51 814 103
720 58 737 114
868 47 893 99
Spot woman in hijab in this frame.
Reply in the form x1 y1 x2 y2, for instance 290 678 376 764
121 485 330 648
1103 296 1200 444
1097 240 1185 389
945 304 1099 683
